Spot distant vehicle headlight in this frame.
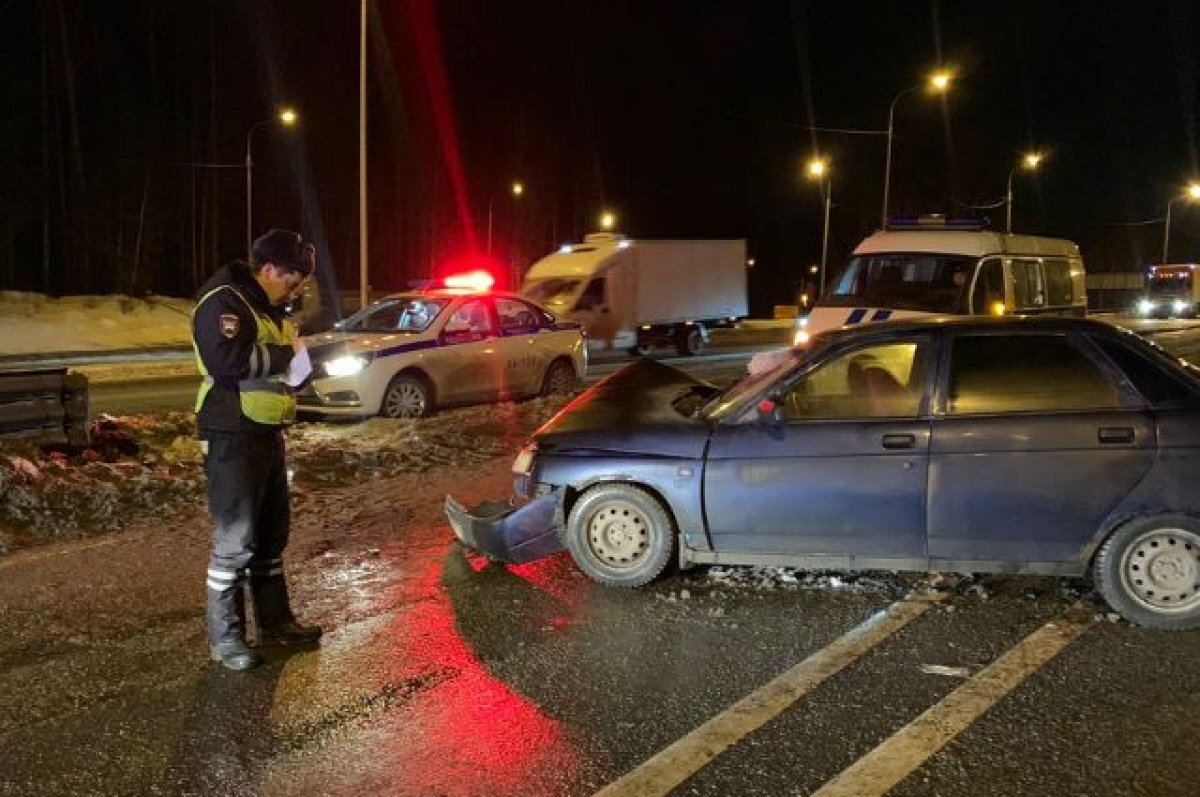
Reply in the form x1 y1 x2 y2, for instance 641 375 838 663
323 355 369 378
1173 299 1189 314
1138 299 1154 315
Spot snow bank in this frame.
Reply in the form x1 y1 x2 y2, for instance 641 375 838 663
0 291 194 355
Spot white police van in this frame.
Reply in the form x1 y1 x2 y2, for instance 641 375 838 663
797 216 1087 343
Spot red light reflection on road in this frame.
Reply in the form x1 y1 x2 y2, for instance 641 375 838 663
376 547 582 795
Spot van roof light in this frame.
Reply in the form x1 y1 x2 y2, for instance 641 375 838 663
885 215 989 231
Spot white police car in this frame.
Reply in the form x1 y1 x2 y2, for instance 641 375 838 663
298 274 587 419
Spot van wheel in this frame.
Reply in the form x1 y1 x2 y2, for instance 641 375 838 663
381 374 434 418
675 324 705 357
1094 514 1200 629
564 484 676 587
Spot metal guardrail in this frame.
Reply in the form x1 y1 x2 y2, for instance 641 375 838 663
0 368 90 446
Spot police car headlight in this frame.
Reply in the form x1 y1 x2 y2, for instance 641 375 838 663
323 355 370 378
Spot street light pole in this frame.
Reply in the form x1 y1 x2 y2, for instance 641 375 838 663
244 108 297 262
1005 152 1043 233
1162 183 1200 263
880 71 952 228
359 0 369 310
486 181 524 256
807 157 832 296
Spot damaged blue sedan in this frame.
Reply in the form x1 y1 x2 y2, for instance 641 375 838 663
446 316 1200 629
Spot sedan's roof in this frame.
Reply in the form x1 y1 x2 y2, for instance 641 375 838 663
817 314 1121 342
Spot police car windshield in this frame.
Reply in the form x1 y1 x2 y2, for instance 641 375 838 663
338 296 449 333
522 277 581 310
825 254 974 313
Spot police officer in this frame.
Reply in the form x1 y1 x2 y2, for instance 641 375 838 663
192 229 322 671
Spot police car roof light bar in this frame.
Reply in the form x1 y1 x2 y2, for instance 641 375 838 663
885 214 989 231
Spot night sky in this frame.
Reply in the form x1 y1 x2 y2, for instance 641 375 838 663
2 1 1199 316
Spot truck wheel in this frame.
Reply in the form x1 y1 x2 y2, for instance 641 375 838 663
675 324 705 357
1094 514 1200 630
564 484 676 587
381 374 434 418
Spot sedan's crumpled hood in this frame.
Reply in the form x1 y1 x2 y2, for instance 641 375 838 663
534 359 715 457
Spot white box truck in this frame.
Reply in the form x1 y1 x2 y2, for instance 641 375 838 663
521 233 748 356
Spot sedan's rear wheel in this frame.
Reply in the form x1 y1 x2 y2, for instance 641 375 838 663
541 359 577 396
381 374 433 418
564 484 676 587
1094 515 1200 629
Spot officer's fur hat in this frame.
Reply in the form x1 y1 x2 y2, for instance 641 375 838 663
251 229 315 276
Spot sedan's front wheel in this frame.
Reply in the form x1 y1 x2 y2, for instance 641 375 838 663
380 374 433 419
1094 515 1200 629
564 484 676 587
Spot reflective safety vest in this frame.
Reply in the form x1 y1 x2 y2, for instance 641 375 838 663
193 284 298 426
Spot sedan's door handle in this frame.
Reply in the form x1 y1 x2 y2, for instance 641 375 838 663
1098 427 1135 444
881 433 917 450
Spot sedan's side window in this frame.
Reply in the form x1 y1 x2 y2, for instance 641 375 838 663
781 342 924 420
948 334 1122 414
495 297 541 332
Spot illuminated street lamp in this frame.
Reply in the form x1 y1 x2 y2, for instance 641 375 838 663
806 156 833 295
1162 182 1200 263
599 210 617 231
881 69 953 227
1005 151 1044 233
486 180 525 256
245 107 298 261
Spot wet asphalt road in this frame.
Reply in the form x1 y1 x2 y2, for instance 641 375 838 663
4 317 1200 795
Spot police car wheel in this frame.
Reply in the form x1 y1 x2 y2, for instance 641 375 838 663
564 483 676 588
541 359 577 396
381 374 433 419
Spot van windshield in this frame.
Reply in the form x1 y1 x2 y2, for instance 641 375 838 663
825 254 975 313
522 277 581 311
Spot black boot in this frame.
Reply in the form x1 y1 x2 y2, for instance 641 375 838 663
259 619 323 646
250 570 322 646
210 639 264 671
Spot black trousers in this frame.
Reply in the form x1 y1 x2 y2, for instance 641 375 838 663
203 431 296 644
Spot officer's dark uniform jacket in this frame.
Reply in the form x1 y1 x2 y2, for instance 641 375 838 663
193 261 298 433
192 261 301 645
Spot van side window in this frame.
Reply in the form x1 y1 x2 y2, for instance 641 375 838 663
948 334 1122 414
1043 259 1074 307
574 278 605 311
971 258 1005 313
1011 259 1046 309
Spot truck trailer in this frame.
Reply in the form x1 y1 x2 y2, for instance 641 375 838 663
521 234 748 356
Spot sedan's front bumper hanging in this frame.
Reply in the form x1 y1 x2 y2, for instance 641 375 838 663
444 489 565 564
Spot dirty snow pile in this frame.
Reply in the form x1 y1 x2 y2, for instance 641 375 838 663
0 396 571 555
0 291 193 355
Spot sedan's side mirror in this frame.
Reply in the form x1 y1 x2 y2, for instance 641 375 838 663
755 396 784 425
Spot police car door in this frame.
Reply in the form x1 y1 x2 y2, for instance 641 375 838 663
436 298 502 403
494 297 546 396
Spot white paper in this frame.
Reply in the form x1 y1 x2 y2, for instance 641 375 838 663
284 344 312 387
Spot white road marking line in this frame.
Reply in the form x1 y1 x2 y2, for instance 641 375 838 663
593 594 944 797
811 615 1094 797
